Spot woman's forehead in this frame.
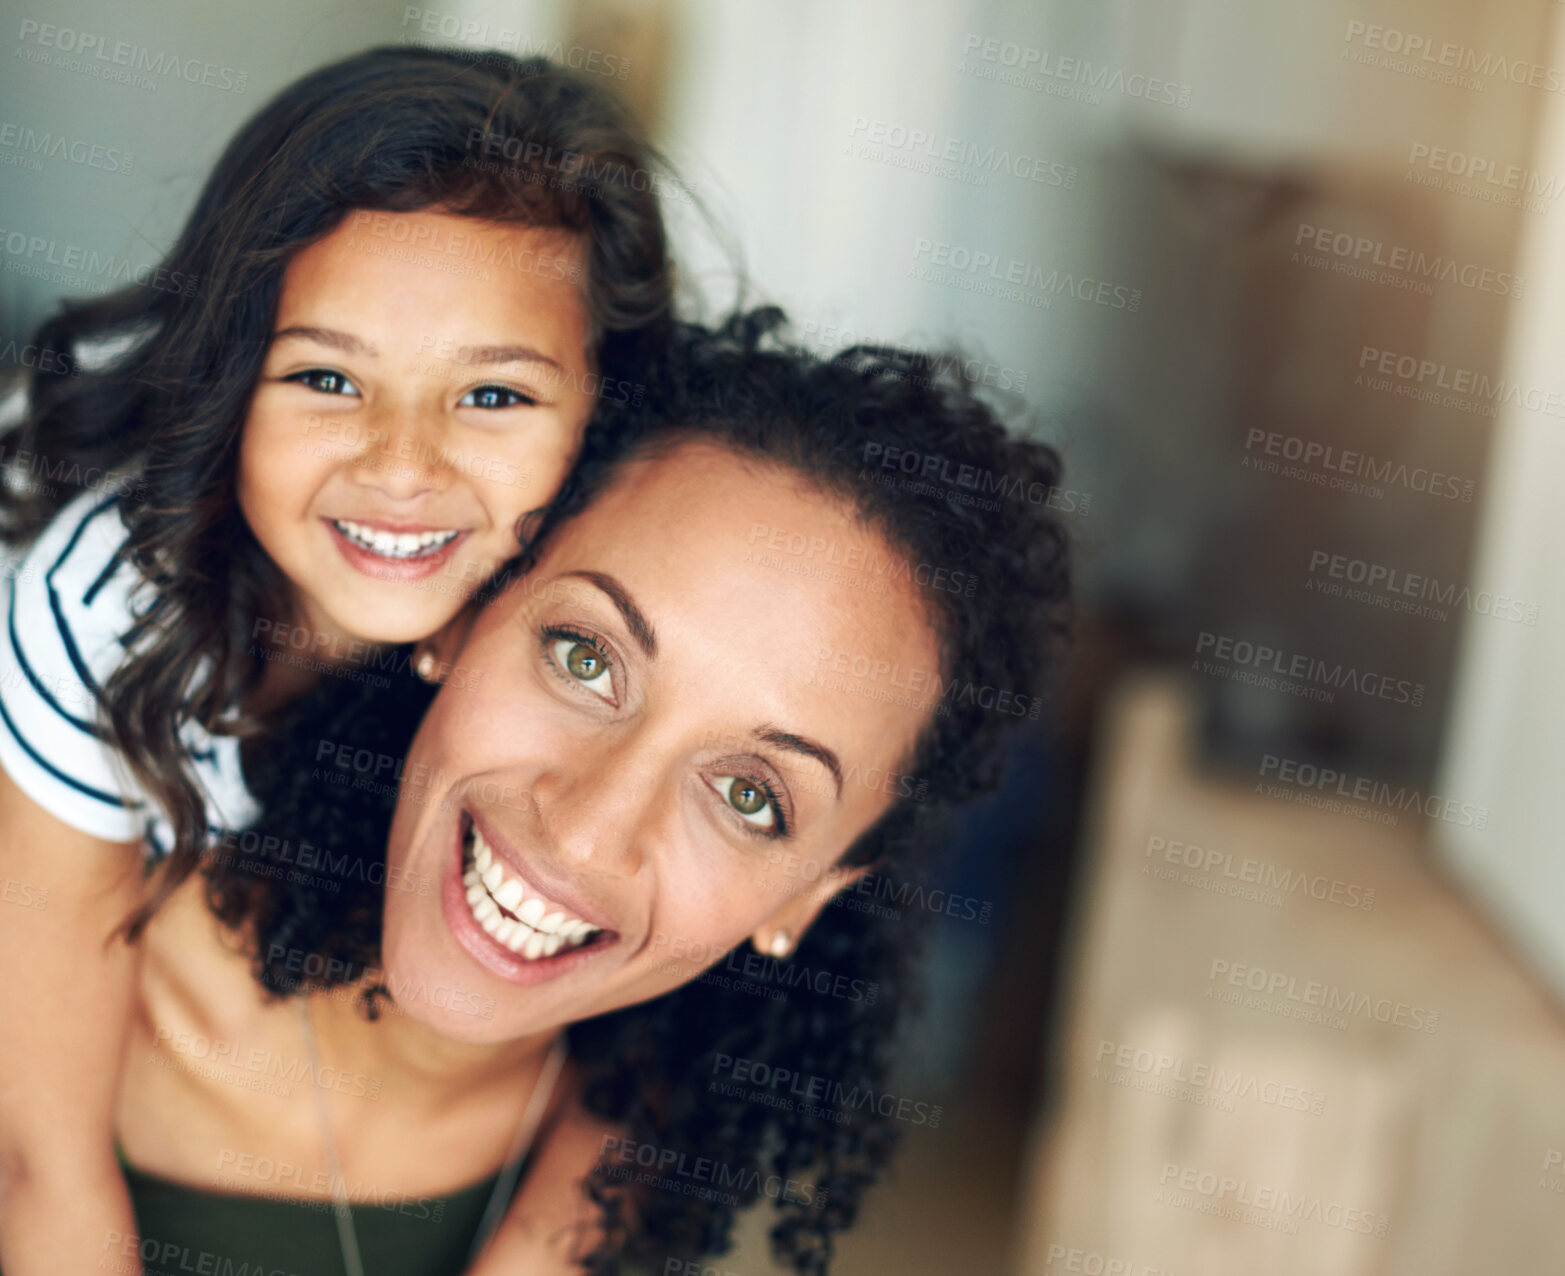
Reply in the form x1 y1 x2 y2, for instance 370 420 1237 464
487 440 942 728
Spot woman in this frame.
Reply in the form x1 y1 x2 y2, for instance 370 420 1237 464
112 312 1071 1274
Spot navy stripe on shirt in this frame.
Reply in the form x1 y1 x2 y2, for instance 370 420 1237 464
47 494 120 700
0 674 137 809
7 580 102 736
4 497 123 738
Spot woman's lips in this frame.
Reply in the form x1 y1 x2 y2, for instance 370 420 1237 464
325 517 470 581
438 814 618 985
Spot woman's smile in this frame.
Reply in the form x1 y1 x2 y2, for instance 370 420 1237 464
384 439 942 1034
439 809 623 985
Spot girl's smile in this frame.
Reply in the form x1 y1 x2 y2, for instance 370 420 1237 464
238 208 598 649
325 517 472 581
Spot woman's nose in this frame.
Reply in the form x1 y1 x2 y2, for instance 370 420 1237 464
529 743 660 879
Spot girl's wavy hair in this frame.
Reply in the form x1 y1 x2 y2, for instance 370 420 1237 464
211 308 1072 1272
0 45 675 938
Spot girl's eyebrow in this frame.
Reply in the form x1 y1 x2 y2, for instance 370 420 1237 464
458 344 564 373
273 327 563 374
272 325 378 356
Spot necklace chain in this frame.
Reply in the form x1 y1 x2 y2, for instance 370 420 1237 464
297 997 569 1275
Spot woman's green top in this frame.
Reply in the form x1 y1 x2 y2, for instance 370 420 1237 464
115 1152 512 1276
1 1146 662 1275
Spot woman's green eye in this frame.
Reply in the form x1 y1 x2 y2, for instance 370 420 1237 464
552 637 614 699
712 775 776 830
567 643 601 679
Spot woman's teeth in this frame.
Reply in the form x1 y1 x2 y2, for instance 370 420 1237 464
462 825 602 960
333 519 460 560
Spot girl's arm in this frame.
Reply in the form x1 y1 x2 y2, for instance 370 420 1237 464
0 764 146 1275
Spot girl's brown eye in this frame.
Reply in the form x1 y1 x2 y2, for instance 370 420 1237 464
287 368 360 397
460 384 534 409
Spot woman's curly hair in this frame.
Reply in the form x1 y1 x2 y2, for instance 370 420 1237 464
209 308 1072 1273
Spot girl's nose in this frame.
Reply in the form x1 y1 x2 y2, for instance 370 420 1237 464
348 402 449 500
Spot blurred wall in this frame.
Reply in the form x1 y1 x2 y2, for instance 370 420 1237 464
1438 6 1565 1001
0 0 566 342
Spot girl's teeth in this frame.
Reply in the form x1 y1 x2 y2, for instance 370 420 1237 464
333 520 459 559
462 824 603 960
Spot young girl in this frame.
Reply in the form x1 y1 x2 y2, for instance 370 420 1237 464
0 45 673 1274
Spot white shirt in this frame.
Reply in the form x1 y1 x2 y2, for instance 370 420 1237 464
0 490 258 855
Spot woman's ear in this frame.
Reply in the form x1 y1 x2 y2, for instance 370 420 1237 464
413 601 483 684
750 861 876 958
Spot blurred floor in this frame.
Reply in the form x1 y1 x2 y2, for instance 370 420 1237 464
1015 674 1565 1276
723 1084 1023 1275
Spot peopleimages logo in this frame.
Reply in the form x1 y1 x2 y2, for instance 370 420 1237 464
0 225 198 296
15 19 248 92
1143 835 1375 911
1344 20 1565 94
1292 222 1521 297
847 116 1077 188
1094 1039 1327 1114
1306 550 1539 626
1358 345 1565 420
958 33 1193 108
709 1053 943 1127
1402 143 1564 214
1242 427 1474 502
1257 754 1488 829
0 122 133 173
1207 958 1440 1034
1157 1161 1390 1236
600 1137 828 1210
910 239 1142 310
1042 1243 1174 1276
1193 631 1425 707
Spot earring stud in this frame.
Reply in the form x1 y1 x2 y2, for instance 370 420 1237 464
414 649 440 683
768 931 792 959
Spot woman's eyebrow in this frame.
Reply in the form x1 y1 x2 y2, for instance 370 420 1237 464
561 570 657 656
756 726 842 798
